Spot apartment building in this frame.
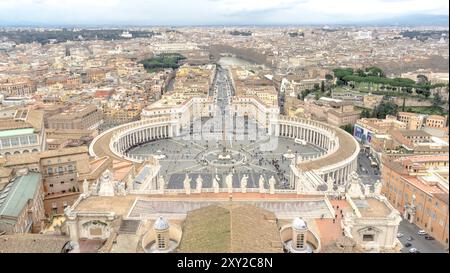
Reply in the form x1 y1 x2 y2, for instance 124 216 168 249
381 155 449 248
0 147 91 217
0 108 46 156
47 105 103 131
0 172 45 234
398 112 425 130
426 115 447 129
0 77 36 97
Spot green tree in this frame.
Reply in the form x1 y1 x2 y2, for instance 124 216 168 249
325 74 334 81
365 66 385 77
315 92 321 100
340 124 354 134
432 93 442 106
416 74 429 85
356 68 366 77
360 109 371 118
372 101 398 119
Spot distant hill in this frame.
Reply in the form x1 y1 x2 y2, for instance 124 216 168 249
369 14 449 26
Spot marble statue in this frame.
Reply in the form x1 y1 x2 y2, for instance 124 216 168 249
374 180 382 195
82 178 89 195
364 184 371 196
183 174 191 195
213 174 220 193
327 177 335 192
196 175 203 193
258 175 265 193
98 169 115 197
91 180 99 196
347 171 364 199
158 176 165 191
116 181 126 196
225 173 233 193
240 174 248 193
268 175 276 194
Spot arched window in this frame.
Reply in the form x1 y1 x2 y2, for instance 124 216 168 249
296 234 305 249
157 234 166 249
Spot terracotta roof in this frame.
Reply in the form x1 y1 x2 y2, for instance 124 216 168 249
402 176 446 195
1 147 89 168
434 193 449 206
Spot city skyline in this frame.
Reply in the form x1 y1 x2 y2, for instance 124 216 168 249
0 0 448 26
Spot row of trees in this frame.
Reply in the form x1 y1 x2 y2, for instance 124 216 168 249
139 53 186 72
298 80 331 100
332 67 447 93
360 101 399 119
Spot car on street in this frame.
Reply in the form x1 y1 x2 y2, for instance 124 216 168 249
404 242 412 248
407 236 414 241
409 248 419 253
397 233 404 238
417 230 427 236
424 235 435 240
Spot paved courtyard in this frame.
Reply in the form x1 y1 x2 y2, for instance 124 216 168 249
128 136 324 189
128 66 324 189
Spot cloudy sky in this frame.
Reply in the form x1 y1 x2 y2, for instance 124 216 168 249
0 0 448 25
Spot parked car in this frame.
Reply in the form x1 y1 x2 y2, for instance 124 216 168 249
424 235 435 240
409 248 419 253
407 236 414 241
404 242 412 248
417 230 427 236
397 233 404 238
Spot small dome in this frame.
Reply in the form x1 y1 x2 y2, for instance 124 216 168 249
292 217 307 230
153 216 169 231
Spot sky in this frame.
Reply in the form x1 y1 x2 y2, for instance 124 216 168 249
0 0 448 26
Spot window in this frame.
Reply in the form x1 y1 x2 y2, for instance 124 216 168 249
47 167 53 174
363 234 375 241
157 234 165 249
29 135 37 144
295 233 305 249
19 136 29 145
61 181 65 184
49 184 53 188
10 137 19 146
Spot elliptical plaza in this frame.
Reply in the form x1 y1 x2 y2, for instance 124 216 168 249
66 64 403 253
